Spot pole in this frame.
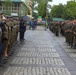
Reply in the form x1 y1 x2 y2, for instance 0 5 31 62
29 0 32 18
45 0 48 29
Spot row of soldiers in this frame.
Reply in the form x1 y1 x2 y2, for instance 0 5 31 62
49 21 60 36
49 21 76 49
64 23 76 48
0 16 19 65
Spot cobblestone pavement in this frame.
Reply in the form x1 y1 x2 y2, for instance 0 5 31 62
1 26 76 75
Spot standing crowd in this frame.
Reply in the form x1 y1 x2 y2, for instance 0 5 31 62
49 21 76 49
0 13 20 65
0 13 27 65
0 13 38 66
1 13 75 66
29 19 37 30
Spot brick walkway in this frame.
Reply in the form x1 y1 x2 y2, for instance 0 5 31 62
1 26 76 75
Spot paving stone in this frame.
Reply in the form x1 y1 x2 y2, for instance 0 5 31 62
17 52 59 57
3 67 71 75
11 57 64 65
74 59 76 62
64 49 76 53
20 48 56 52
69 53 76 58
2 27 74 75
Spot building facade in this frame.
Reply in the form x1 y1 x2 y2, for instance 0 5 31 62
0 0 22 16
23 0 33 18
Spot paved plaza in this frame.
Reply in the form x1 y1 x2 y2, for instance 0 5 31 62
0 26 76 75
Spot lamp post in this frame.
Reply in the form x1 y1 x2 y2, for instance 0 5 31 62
45 0 48 28
46 0 48 17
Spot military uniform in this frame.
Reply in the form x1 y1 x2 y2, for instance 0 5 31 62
13 20 19 42
64 23 74 48
2 21 9 57
0 16 20 58
60 22 66 36
6 20 13 53
54 22 60 36
69 24 74 48
73 25 76 48
0 18 2 56
64 24 70 44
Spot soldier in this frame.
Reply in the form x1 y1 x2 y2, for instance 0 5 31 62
64 23 73 46
54 21 60 36
64 24 70 44
6 17 13 53
52 22 56 33
0 17 4 64
69 23 74 48
60 21 67 36
13 18 19 42
73 24 76 48
2 19 8 58
49 21 53 31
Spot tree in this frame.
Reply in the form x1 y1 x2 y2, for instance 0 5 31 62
20 2 29 16
0 0 2 6
32 11 38 19
51 1 76 20
38 0 46 18
51 4 64 18
32 0 52 18
2 0 13 15
62 1 76 20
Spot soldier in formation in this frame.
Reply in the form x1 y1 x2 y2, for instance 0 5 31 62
49 21 60 36
0 13 20 65
49 20 76 49
64 23 76 48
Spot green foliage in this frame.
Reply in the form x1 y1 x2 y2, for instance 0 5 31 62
38 0 46 18
0 0 2 6
32 12 38 19
51 4 64 18
32 0 52 18
2 0 13 15
20 2 29 16
63 1 76 20
51 1 76 20
3 0 13 7
4 10 11 16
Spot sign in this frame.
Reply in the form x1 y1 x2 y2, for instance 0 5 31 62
11 13 18 16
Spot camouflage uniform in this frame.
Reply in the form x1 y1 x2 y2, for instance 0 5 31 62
54 22 60 36
64 24 73 47
73 25 76 48
69 24 74 48
60 22 66 36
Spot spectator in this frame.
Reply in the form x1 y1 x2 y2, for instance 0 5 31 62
29 19 34 30
19 19 26 41
34 19 37 29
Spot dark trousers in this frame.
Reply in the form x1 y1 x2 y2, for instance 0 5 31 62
20 31 25 40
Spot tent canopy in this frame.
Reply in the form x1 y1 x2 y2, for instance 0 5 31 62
53 18 64 22
1 0 22 2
